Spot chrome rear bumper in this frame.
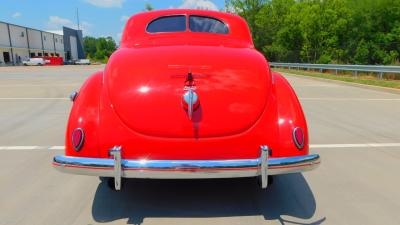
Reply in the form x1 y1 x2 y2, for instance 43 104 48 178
53 146 320 190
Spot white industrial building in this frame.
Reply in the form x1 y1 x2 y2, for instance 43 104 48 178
0 21 84 65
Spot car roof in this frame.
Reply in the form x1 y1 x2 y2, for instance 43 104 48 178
120 9 254 48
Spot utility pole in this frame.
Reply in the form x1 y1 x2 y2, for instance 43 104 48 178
76 8 80 30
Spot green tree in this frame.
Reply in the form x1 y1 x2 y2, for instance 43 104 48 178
225 0 400 65
83 36 117 63
225 0 266 49
83 36 97 59
354 39 369 64
145 3 154 11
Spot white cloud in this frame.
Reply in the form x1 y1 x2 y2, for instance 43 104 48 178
12 12 22 18
46 30 64 35
46 16 92 36
120 15 129 22
84 0 125 8
47 16 73 29
179 0 218 10
117 32 123 41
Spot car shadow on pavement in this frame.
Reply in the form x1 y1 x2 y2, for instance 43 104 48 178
92 173 325 225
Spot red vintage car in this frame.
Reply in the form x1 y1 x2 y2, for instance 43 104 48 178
53 9 320 190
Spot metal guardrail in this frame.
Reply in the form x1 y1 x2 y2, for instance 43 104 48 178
270 62 400 79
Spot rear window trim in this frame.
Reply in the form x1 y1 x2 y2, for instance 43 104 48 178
188 15 230 35
146 14 188 34
145 14 230 35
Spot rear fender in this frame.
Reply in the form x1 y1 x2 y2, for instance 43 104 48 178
273 72 309 156
65 71 103 157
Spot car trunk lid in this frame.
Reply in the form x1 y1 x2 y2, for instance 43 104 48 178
105 46 270 138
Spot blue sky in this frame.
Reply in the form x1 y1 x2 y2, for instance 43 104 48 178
0 0 225 42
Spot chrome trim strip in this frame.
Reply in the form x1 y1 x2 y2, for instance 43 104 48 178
71 128 84 152
69 91 78 102
293 127 305 150
183 85 198 120
260 146 269 189
187 89 194 119
109 146 122 190
53 151 320 179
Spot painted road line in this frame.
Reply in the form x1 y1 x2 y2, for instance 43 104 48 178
0 97 69 100
0 146 62 150
0 84 81 87
0 143 400 151
300 98 400 101
0 146 40 150
310 143 400 148
48 146 65 150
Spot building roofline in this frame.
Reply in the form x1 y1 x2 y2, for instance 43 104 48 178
63 26 82 32
0 20 63 36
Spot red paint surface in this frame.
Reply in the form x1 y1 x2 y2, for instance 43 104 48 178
65 9 310 160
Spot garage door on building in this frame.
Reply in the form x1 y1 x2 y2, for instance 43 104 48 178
0 47 12 64
70 36 78 60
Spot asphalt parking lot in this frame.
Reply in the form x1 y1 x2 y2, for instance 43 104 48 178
0 65 399 225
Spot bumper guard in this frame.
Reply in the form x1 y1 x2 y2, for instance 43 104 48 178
53 145 320 190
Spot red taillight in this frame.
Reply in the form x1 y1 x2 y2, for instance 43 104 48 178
72 128 84 151
293 127 305 150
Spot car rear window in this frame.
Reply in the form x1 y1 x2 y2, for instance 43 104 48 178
147 15 186 33
189 16 229 34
